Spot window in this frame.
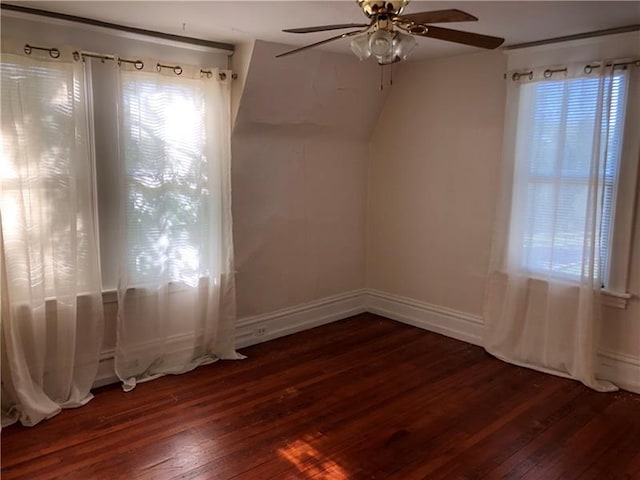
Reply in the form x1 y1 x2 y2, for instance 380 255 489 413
1 56 98 297
512 72 628 285
119 71 211 287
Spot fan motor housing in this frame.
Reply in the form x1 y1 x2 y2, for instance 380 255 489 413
357 0 409 18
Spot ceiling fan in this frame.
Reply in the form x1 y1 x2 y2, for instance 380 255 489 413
277 0 505 65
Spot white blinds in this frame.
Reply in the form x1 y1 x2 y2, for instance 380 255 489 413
119 71 210 287
1 58 99 297
510 71 628 283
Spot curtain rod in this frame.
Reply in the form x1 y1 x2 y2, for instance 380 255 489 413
1 3 235 54
20 42 238 79
506 24 640 50
507 58 639 81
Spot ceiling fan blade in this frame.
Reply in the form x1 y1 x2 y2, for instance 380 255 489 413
283 23 369 34
396 9 478 24
276 30 362 58
413 25 504 49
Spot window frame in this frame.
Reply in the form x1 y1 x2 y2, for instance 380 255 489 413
504 54 639 311
117 70 214 289
604 65 640 304
513 73 628 286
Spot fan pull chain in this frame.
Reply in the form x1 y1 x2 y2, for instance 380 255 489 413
379 64 394 91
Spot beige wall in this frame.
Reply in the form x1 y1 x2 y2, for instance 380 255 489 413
367 50 507 316
367 38 640 361
232 41 387 318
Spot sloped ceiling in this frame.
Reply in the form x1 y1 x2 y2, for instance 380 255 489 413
234 41 386 139
7 1 640 61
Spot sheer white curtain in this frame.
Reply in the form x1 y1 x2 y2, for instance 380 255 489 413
1 50 104 426
484 62 630 391
115 63 242 391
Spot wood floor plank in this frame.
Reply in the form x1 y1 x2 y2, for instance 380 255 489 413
2 314 638 480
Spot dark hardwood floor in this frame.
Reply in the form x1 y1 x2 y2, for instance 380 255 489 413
2 314 639 480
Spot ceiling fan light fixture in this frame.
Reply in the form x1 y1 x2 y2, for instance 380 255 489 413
368 29 394 57
350 32 371 60
393 31 417 60
368 30 417 65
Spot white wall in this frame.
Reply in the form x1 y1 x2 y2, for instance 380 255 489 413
232 41 387 318
367 49 507 316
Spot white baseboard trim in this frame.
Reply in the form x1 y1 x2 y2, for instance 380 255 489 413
365 289 484 346
92 288 640 396
235 289 368 349
597 349 640 394
93 288 488 389
92 289 368 389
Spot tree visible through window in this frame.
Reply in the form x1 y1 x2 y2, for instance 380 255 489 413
120 72 210 287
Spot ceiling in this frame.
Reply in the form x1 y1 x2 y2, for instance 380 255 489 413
7 1 640 60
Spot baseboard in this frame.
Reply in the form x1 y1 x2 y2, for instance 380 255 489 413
363 290 640 394
597 349 640 394
235 289 368 349
365 289 484 346
90 289 488 388
92 288 640 396
92 289 368 389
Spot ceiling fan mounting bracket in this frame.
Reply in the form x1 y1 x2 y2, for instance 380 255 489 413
375 17 393 32
357 0 409 18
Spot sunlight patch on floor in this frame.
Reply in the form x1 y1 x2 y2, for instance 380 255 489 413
277 438 348 479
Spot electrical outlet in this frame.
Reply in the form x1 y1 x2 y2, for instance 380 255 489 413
254 327 267 337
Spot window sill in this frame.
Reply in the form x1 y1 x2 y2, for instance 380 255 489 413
601 289 632 310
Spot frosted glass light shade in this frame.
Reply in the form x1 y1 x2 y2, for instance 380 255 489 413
369 29 394 56
393 32 417 60
350 33 371 60
350 29 418 65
